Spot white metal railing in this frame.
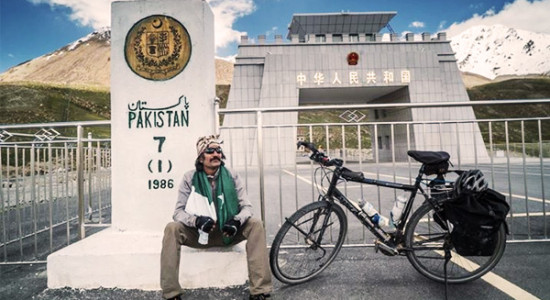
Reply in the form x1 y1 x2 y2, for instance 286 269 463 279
0 121 111 264
1 100 549 264
217 100 550 245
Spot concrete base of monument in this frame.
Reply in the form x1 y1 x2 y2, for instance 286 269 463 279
47 228 248 290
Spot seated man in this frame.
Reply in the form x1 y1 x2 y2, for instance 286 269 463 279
160 135 272 300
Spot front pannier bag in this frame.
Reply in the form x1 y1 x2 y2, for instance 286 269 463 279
444 189 509 256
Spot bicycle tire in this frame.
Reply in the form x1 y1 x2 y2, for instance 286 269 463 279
269 200 347 284
405 200 506 283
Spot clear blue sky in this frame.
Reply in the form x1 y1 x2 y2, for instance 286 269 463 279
2 0 549 73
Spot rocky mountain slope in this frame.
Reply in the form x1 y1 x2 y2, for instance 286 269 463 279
0 29 111 88
0 28 233 88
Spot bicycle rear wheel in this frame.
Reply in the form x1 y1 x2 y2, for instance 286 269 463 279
405 200 506 283
269 200 347 284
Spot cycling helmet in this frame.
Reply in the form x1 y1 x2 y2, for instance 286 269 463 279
454 169 488 196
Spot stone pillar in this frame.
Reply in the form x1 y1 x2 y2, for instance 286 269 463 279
47 0 247 290
342 33 349 42
422 32 431 41
258 34 266 44
110 0 216 233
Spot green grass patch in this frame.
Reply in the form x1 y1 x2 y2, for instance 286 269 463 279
468 78 550 149
1 78 549 153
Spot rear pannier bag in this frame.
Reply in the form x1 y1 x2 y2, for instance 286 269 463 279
444 188 509 256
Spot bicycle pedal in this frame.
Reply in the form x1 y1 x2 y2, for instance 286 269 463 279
374 240 398 256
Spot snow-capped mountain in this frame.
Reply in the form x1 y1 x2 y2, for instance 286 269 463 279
0 28 112 87
66 27 111 51
451 24 550 80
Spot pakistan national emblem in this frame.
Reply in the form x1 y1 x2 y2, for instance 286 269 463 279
125 15 191 81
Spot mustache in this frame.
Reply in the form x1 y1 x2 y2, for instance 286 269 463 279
209 157 221 162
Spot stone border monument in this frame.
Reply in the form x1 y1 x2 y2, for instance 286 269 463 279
47 0 247 290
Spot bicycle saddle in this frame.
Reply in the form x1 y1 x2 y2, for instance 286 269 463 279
407 150 450 164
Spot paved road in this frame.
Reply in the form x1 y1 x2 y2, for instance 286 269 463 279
1 241 549 299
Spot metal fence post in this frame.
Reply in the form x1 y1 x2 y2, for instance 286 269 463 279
15 145 23 258
0 146 6 261
77 125 85 239
96 141 102 224
214 97 221 135
538 120 547 238
48 143 53 253
31 144 37 257
256 111 266 224
87 132 93 221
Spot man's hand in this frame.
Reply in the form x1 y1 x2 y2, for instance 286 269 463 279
195 216 215 233
222 219 241 237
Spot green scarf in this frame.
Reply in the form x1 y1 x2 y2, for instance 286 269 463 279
192 166 239 244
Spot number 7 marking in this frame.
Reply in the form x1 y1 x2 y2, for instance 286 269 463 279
153 136 166 153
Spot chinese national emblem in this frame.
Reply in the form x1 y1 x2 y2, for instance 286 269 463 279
125 15 191 81
347 52 359 66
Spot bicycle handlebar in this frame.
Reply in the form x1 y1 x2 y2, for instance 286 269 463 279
297 141 343 167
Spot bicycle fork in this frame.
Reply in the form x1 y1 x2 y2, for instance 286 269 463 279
284 205 334 258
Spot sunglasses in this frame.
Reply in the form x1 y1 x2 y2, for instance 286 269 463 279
204 147 223 154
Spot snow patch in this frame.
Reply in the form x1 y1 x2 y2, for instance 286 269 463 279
451 24 550 79
67 27 111 51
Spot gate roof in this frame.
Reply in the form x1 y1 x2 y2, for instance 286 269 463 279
287 12 397 40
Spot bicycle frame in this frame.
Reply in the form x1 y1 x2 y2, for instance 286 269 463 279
322 164 435 246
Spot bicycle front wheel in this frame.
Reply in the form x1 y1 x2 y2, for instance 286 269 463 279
269 200 347 284
405 200 506 283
